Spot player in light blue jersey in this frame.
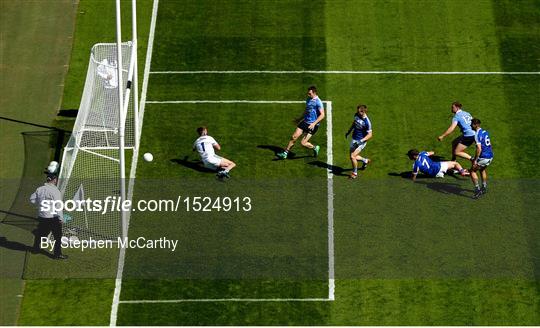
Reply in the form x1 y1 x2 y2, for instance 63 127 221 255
345 104 372 179
437 101 475 161
469 118 494 199
407 149 468 181
277 85 325 159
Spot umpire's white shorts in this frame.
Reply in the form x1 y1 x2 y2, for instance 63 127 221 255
203 155 222 170
436 162 449 178
350 140 367 153
477 157 493 168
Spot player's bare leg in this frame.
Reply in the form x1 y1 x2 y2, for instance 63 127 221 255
301 133 320 157
350 152 358 179
470 163 482 198
300 133 315 149
286 128 303 151
220 158 235 171
355 155 370 164
451 136 460 161
447 161 469 176
480 168 488 194
349 148 369 179
278 128 303 159
454 142 472 160
216 158 236 179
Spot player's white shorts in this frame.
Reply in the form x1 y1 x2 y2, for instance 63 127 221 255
202 155 222 170
477 157 493 168
436 162 449 178
350 140 367 153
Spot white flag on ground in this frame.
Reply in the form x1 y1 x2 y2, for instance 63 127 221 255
71 184 88 228
72 183 85 202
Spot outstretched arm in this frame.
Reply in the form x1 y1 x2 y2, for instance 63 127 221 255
438 121 457 141
345 122 354 138
472 143 481 165
411 163 420 182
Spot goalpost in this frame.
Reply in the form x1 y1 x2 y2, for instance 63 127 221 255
58 0 139 240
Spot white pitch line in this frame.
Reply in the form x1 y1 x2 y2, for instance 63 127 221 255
119 298 332 304
121 99 335 304
325 101 335 301
150 70 540 75
109 0 160 326
146 100 306 104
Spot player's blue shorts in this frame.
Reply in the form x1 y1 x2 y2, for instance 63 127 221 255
298 120 319 135
457 135 475 146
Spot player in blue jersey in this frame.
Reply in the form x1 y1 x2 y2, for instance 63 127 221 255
469 118 494 199
437 102 475 161
407 149 468 181
345 104 372 179
277 86 325 159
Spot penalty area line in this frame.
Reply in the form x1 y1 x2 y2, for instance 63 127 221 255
139 99 336 302
119 298 333 304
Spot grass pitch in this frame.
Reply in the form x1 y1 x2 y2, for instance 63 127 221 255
17 0 540 325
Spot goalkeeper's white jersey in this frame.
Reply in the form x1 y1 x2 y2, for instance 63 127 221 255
194 135 218 161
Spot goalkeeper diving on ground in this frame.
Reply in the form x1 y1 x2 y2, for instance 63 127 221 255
193 126 236 179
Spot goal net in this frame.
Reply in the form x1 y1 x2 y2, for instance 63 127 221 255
58 42 135 240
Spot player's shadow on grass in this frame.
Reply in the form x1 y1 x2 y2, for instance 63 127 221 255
0 236 54 259
170 157 215 173
257 145 312 161
307 161 351 176
388 172 471 198
415 180 472 198
388 171 462 180
0 236 32 253
388 171 430 179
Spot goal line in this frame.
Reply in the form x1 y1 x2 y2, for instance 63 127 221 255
123 100 335 303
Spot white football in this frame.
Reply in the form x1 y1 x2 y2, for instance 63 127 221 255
143 153 153 162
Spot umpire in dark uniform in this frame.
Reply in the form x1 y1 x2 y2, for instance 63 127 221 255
30 173 68 259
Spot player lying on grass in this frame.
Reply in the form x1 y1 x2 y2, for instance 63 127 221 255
437 101 475 161
470 118 494 199
277 85 325 159
407 149 469 182
345 104 372 179
193 126 236 178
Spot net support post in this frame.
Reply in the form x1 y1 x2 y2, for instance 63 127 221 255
115 0 127 240
132 0 140 152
